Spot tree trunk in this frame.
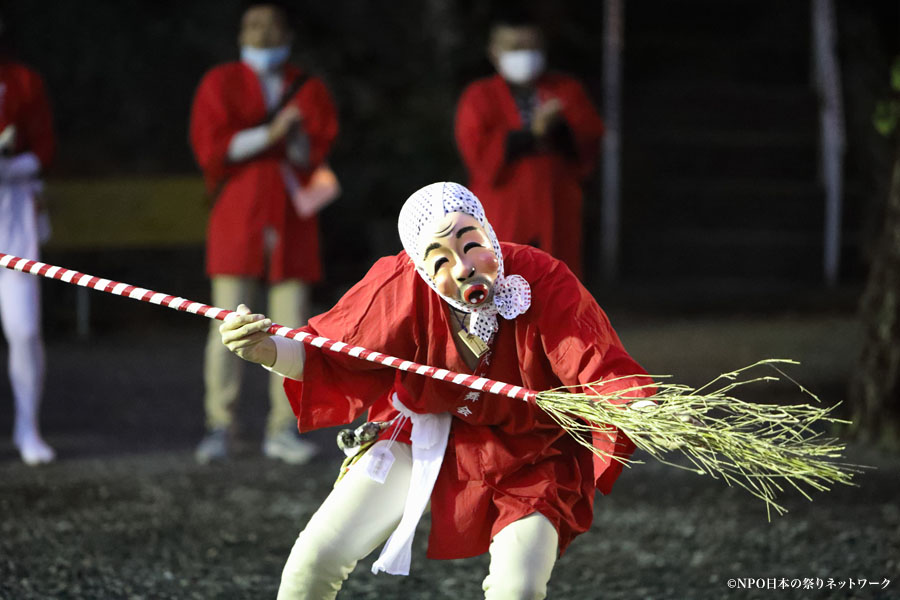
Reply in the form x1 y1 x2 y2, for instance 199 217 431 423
849 138 900 446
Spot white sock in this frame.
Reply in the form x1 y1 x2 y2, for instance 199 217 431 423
14 426 55 466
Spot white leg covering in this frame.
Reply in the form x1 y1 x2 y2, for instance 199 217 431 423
0 266 52 464
482 512 559 600
277 441 413 599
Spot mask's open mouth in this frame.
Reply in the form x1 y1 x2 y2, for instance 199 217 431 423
463 283 488 306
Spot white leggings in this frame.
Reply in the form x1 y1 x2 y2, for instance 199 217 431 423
0 266 45 443
278 441 559 600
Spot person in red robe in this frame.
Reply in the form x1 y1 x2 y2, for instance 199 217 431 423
189 2 338 464
455 16 604 279
0 42 56 465
220 182 651 599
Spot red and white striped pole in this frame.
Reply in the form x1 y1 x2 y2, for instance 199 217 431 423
0 253 538 403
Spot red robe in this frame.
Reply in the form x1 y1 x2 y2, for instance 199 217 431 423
0 60 55 167
455 73 604 278
189 62 338 283
284 243 650 559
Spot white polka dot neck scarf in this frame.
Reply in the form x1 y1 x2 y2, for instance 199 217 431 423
398 182 532 343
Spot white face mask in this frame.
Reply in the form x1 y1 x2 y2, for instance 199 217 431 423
241 45 291 72
497 49 546 85
398 182 532 344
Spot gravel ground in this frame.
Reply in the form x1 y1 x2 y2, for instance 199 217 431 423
1 313 898 599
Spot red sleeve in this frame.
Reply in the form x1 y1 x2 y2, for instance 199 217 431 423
531 254 651 492
20 69 55 168
533 256 646 390
189 69 238 191
283 253 421 431
454 82 511 186
293 77 338 169
558 78 604 179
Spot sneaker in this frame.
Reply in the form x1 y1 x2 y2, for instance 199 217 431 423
263 428 318 465
15 434 56 466
195 427 229 464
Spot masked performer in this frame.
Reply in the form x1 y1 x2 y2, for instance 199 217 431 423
220 182 649 599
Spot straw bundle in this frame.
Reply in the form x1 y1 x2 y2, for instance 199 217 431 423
534 360 858 518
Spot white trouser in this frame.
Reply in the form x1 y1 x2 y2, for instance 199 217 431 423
0 181 45 444
0 266 44 444
277 440 559 600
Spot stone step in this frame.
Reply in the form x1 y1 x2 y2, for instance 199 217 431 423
623 178 863 223
608 0 848 284
625 1 809 43
594 277 861 314
623 178 821 224
625 130 818 180
618 229 828 280
624 83 819 132
625 40 810 85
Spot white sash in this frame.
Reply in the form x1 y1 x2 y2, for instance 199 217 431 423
370 393 451 576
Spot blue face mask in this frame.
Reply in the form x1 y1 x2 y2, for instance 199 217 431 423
241 45 291 72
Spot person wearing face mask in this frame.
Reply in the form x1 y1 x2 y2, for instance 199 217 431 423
189 2 338 465
455 15 605 280
218 182 650 599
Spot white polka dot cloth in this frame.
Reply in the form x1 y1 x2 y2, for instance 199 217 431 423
398 182 532 343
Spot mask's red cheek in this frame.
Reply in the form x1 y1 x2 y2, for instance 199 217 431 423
475 252 500 279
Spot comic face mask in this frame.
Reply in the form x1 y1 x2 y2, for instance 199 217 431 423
420 212 500 307
398 182 531 343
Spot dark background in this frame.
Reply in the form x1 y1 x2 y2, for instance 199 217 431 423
1 2 900 598
2 0 895 313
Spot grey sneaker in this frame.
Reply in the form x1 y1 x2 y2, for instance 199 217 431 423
195 428 229 464
263 428 318 465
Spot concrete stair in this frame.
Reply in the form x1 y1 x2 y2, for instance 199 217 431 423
616 1 856 288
